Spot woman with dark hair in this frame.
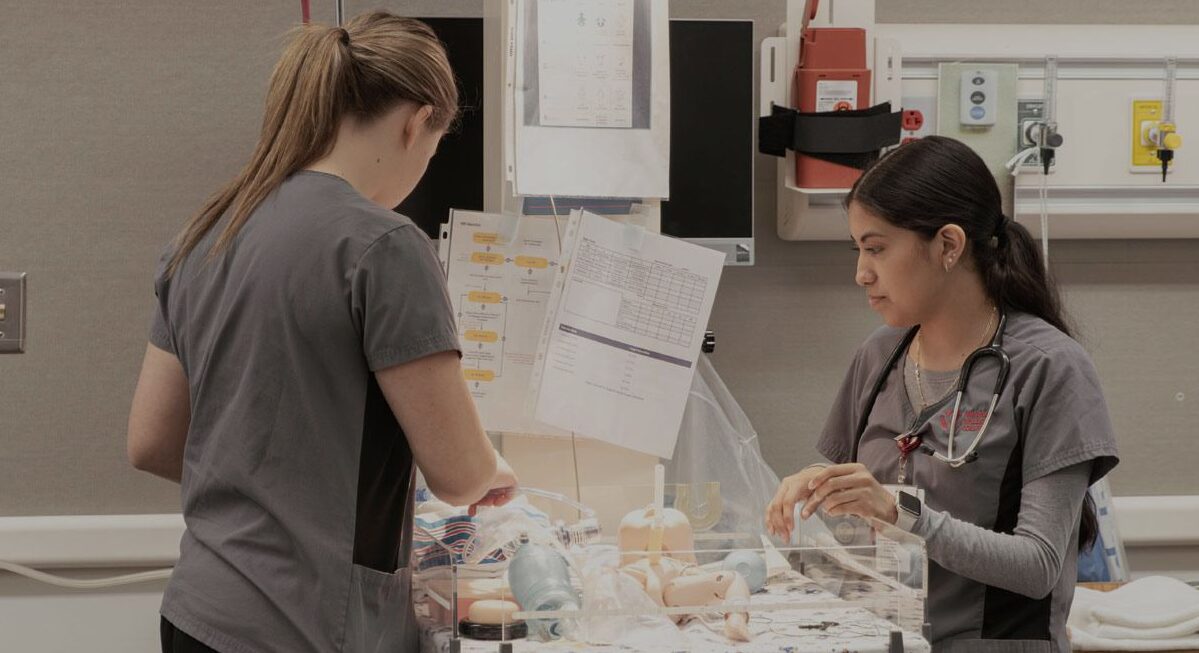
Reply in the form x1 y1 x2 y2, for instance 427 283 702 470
766 136 1119 652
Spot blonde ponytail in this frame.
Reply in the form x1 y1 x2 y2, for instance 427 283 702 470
167 13 458 277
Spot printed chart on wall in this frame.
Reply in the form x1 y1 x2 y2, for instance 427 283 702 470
512 0 670 198
530 211 724 458
537 0 634 128
442 210 568 436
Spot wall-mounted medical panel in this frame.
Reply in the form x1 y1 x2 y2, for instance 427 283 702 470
766 5 1199 240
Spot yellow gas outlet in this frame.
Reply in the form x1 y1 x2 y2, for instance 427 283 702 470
1131 99 1166 169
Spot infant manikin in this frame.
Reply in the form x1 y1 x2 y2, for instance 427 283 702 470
617 505 751 642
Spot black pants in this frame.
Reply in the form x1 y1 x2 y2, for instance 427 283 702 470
161 617 220 653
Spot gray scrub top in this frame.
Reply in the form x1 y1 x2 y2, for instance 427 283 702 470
817 311 1119 652
149 171 461 653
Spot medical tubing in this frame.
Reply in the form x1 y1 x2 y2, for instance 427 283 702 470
1004 146 1039 175
939 392 1001 468
949 394 1001 468
947 393 963 460
0 560 172 589
852 328 919 463
1040 170 1050 268
519 487 596 518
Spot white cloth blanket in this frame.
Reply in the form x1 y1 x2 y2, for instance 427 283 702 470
1069 576 1199 651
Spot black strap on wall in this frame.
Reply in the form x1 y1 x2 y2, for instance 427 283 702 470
759 102 902 170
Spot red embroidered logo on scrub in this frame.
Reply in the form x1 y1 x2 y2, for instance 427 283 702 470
938 409 987 432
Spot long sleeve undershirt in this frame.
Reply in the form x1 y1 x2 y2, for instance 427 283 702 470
908 461 1093 599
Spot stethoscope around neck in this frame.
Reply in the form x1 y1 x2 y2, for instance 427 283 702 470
850 309 1012 469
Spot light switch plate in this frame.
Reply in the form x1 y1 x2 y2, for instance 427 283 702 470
0 272 27 354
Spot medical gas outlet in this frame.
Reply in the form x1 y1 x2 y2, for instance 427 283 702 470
1132 100 1182 180
1151 121 1182 182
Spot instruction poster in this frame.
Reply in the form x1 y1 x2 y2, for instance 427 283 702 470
443 210 568 436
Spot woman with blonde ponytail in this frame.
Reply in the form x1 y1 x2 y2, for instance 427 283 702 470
127 12 516 653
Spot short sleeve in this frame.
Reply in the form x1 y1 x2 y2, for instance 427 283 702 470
816 346 867 464
1019 344 1119 485
351 226 461 371
148 247 176 354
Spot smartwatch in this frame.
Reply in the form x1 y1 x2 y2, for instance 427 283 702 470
894 490 922 532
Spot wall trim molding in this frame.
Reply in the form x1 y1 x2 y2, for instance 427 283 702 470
0 514 183 568
0 498 1195 568
1112 496 1199 548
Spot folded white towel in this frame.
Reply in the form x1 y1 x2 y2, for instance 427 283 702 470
1070 628 1199 652
1069 576 1199 651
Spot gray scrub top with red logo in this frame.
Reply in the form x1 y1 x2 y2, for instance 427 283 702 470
818 311 1119 651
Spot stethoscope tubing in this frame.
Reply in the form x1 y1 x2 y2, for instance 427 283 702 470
852 310 1010 468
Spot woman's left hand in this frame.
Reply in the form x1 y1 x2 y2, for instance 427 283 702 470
801 463 898 526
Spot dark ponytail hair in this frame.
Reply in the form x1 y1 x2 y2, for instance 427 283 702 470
845 136 1098 551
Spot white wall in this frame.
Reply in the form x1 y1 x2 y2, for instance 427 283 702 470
0 571 165 653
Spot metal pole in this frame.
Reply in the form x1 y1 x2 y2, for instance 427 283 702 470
335 0 344 26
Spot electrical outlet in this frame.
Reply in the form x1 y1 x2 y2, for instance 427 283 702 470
0 272 27 354
900 96 937 141
1131 98 1170 172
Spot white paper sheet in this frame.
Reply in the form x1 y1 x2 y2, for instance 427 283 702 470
531 211 724 458
512 0 671 198
442 210 569 436
536 0 634 128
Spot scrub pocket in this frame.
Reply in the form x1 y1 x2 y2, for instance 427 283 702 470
937 639 1054 653
345 564 416 653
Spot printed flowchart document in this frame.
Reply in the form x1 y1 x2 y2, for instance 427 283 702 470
443 210 568 436
537 0 634 128
531 211 724 458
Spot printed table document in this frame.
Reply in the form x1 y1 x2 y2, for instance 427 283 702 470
532 211 724 458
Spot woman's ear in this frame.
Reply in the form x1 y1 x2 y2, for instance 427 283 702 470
937 224 968 272
401 104 435 150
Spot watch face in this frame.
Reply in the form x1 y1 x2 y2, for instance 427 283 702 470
899 491 921 515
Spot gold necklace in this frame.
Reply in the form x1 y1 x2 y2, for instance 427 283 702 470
913 306 996 410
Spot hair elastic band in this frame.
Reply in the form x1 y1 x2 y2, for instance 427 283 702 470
990 215 1011 247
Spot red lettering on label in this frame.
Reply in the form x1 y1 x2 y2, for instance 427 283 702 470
937 409 988 432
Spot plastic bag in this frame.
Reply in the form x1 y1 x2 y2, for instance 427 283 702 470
571 545 689 648
464 496 557 563
665 355 780 539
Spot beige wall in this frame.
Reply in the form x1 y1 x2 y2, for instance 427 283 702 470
0 0 1194 517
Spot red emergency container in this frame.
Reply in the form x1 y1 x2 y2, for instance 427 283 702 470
792 27 871 188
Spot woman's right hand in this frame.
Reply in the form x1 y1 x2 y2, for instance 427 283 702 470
468 454 519 516
765 464 828 541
